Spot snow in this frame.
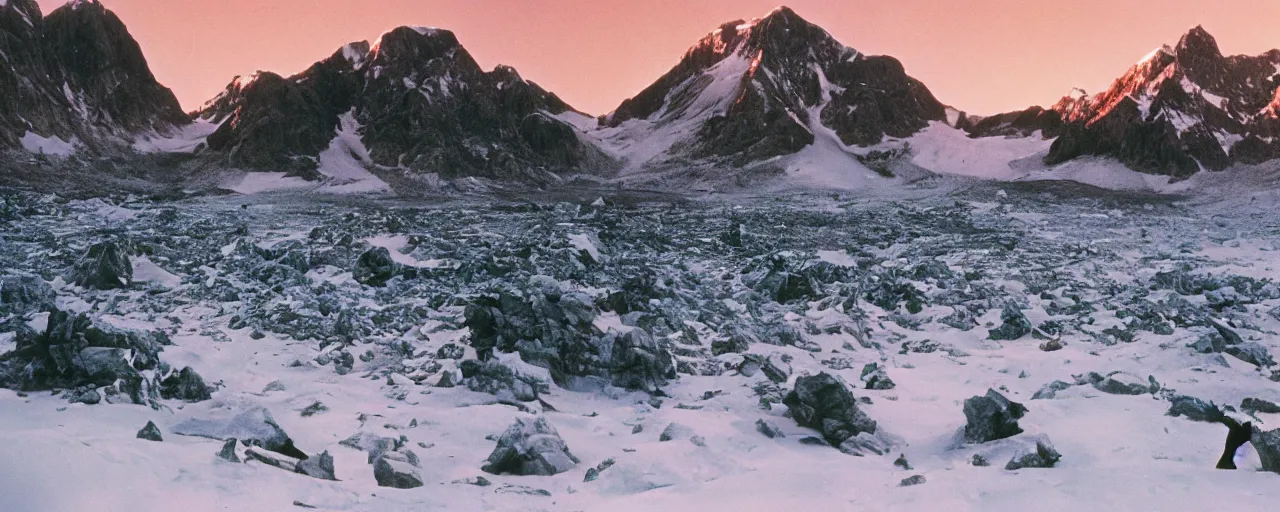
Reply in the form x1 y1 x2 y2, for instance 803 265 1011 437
314 109 390 194
132 118 222 154
364 235 448 269
221 172 311 195
131 256 182 289
19 131 77 157
568 233 603 262
341 43 367 69
408 26 442 36
816 250 858 267
907 122 1052 180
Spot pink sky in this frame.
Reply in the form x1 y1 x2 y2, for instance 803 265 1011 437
36 0 1280 116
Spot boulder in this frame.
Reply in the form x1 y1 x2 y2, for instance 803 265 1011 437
963 389 1027 444
136 420 163 442
782 373 877 446
354 247 399 287
1251 426 1280 474
481 416 579 476
296 451 337 481
1226 343 1275 368
246 448 300 472
1004 434 1061 470
838 431 890 456
73 241 132 290
460 358 546 402
436 343 466 360
172 406 305 459
658 423 694 442
160 366 212 402
374 456 424 489
988 304 1032 341
217 438 241 462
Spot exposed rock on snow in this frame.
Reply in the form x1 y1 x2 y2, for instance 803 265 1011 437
1225 343 1275 368
481 416 579 476
963 389 1027 444
659 423 695 443
216 438 241 463
72 241 132 290
1166 395 1223 422
783 373 877 446
1004 434 1062 470
755 419 785 439
1031 380 1072 400
354 247 400 287
296 451 336 481
1253 426 1280 474
0 275 55 316
987 304 1032 341
460 358 546 402
608 329 677 392
860 363 895 390
160 366 212 402
136 420 162 442
374 455 424 488
1241 397 1280 414
899 474 926 486
1093 372 1154 395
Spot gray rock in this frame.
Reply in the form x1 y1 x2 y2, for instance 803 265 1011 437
374 456 423 489
1093 372 1153 395
73 241 132 290
172 406 299 457
659 423 694 442
69 388 101 405
246 447 300 472
460 359 546 402
0 275 55 316
894 453 912 470
838 432 890 456
583 458 616 482
782 373 877 446
860 363 896 390
136 420 163 442
988 304 1032 341
609 329 677 392
1242 397 1280 414
963 389 1027 444
160 366 212 402
755 419 785 439
296 451 337 481
435 370 458 388
1004 434 1061 470
1226 343 1275 368
1166 395 1222 422
1031 381 1072 400
481 416 579 476
899 475 926 487
436 343 466 360
1252 426 1280 474
354 247 399 287
217 438 241 463
971 454 990 467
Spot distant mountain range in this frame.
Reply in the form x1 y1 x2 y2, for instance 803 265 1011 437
3 0 1279 193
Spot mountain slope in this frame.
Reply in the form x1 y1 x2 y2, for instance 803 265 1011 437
593 6 946 175
197 27 611 183
967 27 1280 179
0 0 184 155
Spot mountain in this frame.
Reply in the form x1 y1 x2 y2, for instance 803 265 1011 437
0 0 185 156
592 6 947 174
966 27 1280 179
196 26 610 183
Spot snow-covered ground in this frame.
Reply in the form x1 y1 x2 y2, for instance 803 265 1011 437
3 188 1280 512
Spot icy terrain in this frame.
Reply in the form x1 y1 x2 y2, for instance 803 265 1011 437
3 184 1280 512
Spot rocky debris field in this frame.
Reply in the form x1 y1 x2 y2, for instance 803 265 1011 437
2 185 1280 511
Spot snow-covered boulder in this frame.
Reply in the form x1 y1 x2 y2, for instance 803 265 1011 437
481 416 579 476
783 373 877 446
963 389 1027 444
173 406 304 459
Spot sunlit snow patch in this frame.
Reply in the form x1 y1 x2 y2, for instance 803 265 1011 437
20 131 77 157
315 110 390 194
132 118 222 154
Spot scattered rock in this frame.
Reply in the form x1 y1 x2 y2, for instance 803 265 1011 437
583 458 616 482
1093 372 1153 395
609 329 677 392
299 401 328 417
659 423 694 442
782 373 877 446
217 438 241 463
1038 339 1064 352
899 475 926 487
838 431 890 456
261 381 286 393
246 447 300 472
136 420 163 442
971 454 990 467
460 359 546 402
354 247 399 287
436 343 466 360
0 275 55 316
1031 381 1072 400
988 304 1032 341
481 416 579 476
1252 426 1280 474
1226 343 1276 368
860 363 896 390
963 389 1027 444
894 454 912 470
1242 397 1280 414
755 419 785 439
1166 395 1223 422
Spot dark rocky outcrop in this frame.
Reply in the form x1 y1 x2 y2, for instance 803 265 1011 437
136 420 162 441
160 366 212 402
963 389 1027 444
72 241 132 290
782 372 877 446
1004 434 1062 470
0 275 56 316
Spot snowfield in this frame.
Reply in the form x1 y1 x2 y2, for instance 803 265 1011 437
3 184 1280 512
